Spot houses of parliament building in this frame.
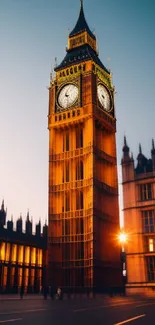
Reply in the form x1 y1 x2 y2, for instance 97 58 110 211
0 201 47 293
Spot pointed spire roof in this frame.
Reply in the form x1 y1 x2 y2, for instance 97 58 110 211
137 143 147 163
69 1 96 40
1 200 4 211
139 143 142 155
151 139 155 155
26 209 30 221
137 143 146 161
122 136 129 154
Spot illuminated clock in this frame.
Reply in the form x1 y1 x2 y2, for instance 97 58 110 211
57 84 78 110
97 84 111 111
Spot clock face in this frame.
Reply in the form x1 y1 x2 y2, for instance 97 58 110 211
97 84 111 111
58 84 78 110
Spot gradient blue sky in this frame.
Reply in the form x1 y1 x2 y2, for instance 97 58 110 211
0 0 155 229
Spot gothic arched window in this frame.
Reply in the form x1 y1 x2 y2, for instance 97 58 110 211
76 191 83 210
66 163 69 182
65 192 70 212
76 126 83 149
76 161 84 180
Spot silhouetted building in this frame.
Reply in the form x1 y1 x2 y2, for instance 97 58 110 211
0 202 47 293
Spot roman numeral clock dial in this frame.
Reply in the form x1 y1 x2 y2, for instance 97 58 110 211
97 84 111 112
57 84 79 110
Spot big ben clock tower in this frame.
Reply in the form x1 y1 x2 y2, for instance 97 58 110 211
48 1 122 292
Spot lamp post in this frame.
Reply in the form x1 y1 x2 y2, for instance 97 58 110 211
119 232 127 252
118 231 128 294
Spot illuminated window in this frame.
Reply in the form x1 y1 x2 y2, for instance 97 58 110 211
30 269 35 286
149 239 154 252
11 244 17 263
10 267 15 287
18 246 24 264
142 210 155 232
5 243 10 262
3 266 7 287
24 246 30 265
31 247 36 265
38 249 42 266
18 268 23 287
0 242 5 261
24 268 29 288
140 183 153 201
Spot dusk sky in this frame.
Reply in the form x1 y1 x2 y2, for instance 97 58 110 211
0 0 155 230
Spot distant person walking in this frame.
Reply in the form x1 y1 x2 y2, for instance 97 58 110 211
57 287 62 300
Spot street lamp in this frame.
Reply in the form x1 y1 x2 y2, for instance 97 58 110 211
118 231 128 280
118 232 127 252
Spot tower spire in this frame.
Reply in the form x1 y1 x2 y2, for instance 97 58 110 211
139 143 142 154
69 0 96 40
151 139 155 155
151 139 155 171
122 135 129 154
124 135 127 147
27 209 29 221
1 199 4 211
152 139 155 150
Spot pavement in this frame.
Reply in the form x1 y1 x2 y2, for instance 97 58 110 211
0 294 155 325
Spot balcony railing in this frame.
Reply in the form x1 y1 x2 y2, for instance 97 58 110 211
50 178 93 192
50 178 117 195
49 208 93 221
49 146 92 162
48 232 93 244
50 145 115 164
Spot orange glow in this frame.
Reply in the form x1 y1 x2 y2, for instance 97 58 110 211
118 232 127 244
0 242 5 261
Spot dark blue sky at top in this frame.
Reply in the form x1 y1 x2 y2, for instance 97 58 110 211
0 0 155 226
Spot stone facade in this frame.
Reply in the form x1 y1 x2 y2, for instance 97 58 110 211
122 138 155 296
